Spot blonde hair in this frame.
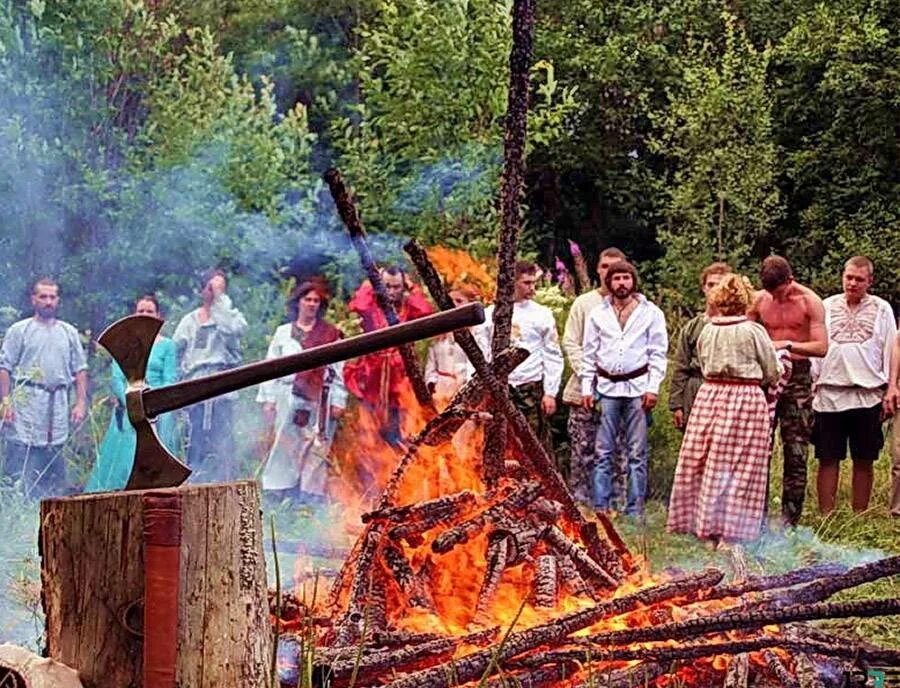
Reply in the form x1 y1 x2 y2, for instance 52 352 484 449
709 273 754 316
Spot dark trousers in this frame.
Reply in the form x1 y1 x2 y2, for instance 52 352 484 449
3 441 67 498
772 360 813 526
186 398 236 483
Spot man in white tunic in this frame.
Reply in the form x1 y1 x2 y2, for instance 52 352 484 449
581 261 668 516
0 278 88 498
481 261 564 451
812 256 895 513
173 269 247 482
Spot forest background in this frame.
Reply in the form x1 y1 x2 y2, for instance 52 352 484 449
0 0 898 650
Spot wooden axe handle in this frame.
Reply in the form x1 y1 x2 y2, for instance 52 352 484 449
143 302 484 419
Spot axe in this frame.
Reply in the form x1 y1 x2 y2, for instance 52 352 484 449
98 302 485 491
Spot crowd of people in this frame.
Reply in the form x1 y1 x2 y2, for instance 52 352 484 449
1 249 898 546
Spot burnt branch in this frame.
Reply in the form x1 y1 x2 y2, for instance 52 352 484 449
431 482 543 554
543 525 618 590
381 542 435 611
578 597 900 647
761 649 800 688
324 168 433 410
365 491 477 525
533 554 558 608
757 555 900 607
691 562 850 603
513 636 900 670
474 532 513 621
319 627 499 683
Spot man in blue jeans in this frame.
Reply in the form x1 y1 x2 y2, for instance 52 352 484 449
580 261 668 516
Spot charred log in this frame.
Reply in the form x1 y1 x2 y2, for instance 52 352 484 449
324 168 433 410
692 562 850 603
365 491 477 525
757 555 900 607
578 597 900 647
317 628 499 684
381 543 435 611
761 649 800 688
431 481 543 554
533 554 558 608
542 525 617 590
473 532 513 621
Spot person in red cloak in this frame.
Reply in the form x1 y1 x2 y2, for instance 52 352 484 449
343 266 434 445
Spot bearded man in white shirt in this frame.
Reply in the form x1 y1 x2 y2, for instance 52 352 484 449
482 261 564 451
561 246 626 506
813 256 895 513
581 261 668 516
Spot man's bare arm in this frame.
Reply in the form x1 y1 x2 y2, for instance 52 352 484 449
796 292 828 357
885 333 900 415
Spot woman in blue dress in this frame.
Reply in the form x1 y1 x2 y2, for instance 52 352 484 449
85 294 178 491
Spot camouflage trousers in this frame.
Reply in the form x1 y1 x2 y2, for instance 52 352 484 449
510 380 553 455
891 413 900 517
566 405 628 509
772 359 813 526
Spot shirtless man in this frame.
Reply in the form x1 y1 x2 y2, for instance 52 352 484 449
748 255 827 526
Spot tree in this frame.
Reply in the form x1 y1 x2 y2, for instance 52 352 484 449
332 0 577 258
651 7 781 312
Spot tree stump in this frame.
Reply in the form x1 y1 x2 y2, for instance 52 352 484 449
39 481 272 688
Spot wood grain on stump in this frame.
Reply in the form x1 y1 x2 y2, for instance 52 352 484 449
40 481 271 688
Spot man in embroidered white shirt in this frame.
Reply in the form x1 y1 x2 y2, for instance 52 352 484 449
812 256 895 514
482 261 564 450
581 261 668 516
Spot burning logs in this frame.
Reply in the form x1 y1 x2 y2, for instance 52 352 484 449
381 569 723 688
404 239 625 575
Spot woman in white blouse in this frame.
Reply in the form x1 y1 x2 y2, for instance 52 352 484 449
667 273 784 547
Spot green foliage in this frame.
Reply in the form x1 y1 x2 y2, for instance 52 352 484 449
332 0 578 257
651 8 781 302
772 0 900 301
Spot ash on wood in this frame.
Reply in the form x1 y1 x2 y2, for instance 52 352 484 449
39 481 272 688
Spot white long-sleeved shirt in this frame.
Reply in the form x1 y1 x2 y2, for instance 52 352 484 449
580 295 668 398
479 301 564 396
812 293 896 412
560 289 605 405
255 323 348 411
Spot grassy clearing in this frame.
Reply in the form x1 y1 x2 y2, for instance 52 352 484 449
618 444 899 648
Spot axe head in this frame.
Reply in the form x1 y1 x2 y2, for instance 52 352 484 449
99 315 192 490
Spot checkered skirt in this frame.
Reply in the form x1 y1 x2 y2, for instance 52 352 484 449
666 380 774 542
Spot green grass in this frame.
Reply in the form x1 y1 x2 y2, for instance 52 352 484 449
618 441 899 648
